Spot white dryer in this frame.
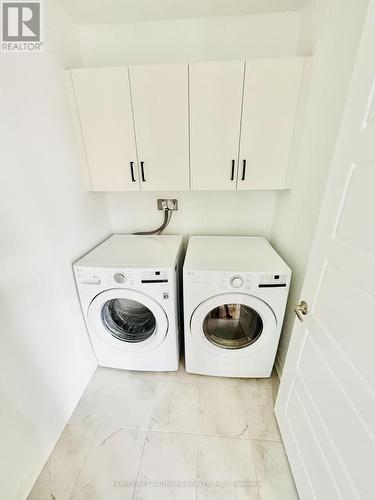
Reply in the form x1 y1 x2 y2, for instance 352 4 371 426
183 236 291 378
74 235 183 371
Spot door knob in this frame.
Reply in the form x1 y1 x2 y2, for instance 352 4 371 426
294 300 309 322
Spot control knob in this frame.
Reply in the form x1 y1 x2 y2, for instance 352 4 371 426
231 276 243 288
114 273 126 284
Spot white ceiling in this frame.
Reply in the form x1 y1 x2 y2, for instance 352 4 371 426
57 0 307 25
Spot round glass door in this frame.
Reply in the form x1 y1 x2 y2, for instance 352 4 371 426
203 303 263 349
101 298 156 343
87 288 168 353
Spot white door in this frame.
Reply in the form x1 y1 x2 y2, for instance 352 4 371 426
275 3 375 499
129 63 189 191
189 61 244 190
238 58 305 190
70 67 139 191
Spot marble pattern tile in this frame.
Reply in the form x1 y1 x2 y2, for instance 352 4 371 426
121 368 163 381
197 435 259 500
134 431 197 499
93 366 127 379
252 440 299 500
70 427 146 500
198 374 241 388
240 379 281 441
101 376 157 430
69 373 117 427
27 460 50 499
28 367 296 500
28 424 96 500
149 381 200 434
158 359 202 385
198 383 249 438
198 486 259 500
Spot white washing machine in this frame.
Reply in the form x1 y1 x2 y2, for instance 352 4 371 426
74 234 183 371
183 236 291 378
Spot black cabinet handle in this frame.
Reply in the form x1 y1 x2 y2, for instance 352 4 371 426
140 161 146 182
241 159 247 181
130 161 136 182
231 160 235 181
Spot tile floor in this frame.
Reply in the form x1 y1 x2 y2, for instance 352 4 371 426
28 361 298 500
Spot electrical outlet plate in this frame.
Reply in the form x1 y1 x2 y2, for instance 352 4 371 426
157 198 178 211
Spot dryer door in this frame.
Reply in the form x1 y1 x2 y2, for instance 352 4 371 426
88 289 168 352
190 293 277 357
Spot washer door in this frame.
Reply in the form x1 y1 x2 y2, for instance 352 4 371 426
88 289 168 353
190 293 277 357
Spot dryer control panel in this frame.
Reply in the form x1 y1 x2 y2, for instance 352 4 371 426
185 269 289 292
225 272 288 290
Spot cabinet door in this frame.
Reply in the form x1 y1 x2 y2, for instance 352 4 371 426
70 67 139 191
189 61 244 190
129 64 189 191
238 58 305 190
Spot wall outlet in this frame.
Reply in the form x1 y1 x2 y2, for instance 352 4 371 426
157 199 178 211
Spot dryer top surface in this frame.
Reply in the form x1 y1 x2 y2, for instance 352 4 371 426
75 234 183 269
184 236 291 273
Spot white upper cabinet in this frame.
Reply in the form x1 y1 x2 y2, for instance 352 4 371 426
237 58 305 190
189 61 245 190
70 67 139 191
129 64 189 191
70 58 307 192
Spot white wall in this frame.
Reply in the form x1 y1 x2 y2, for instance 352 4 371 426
0 2 111 499
79 12 301 238
79 12 301 66
108 191 277 237
271 0 369 372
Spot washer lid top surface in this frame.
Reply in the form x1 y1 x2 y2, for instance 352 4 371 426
184 236 290 273
75 234 183 269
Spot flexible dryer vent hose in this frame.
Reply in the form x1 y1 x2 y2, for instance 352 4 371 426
133 209 172 235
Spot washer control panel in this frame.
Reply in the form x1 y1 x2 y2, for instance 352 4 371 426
141 269 169 284
230 276 244 288
74 267 170 288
